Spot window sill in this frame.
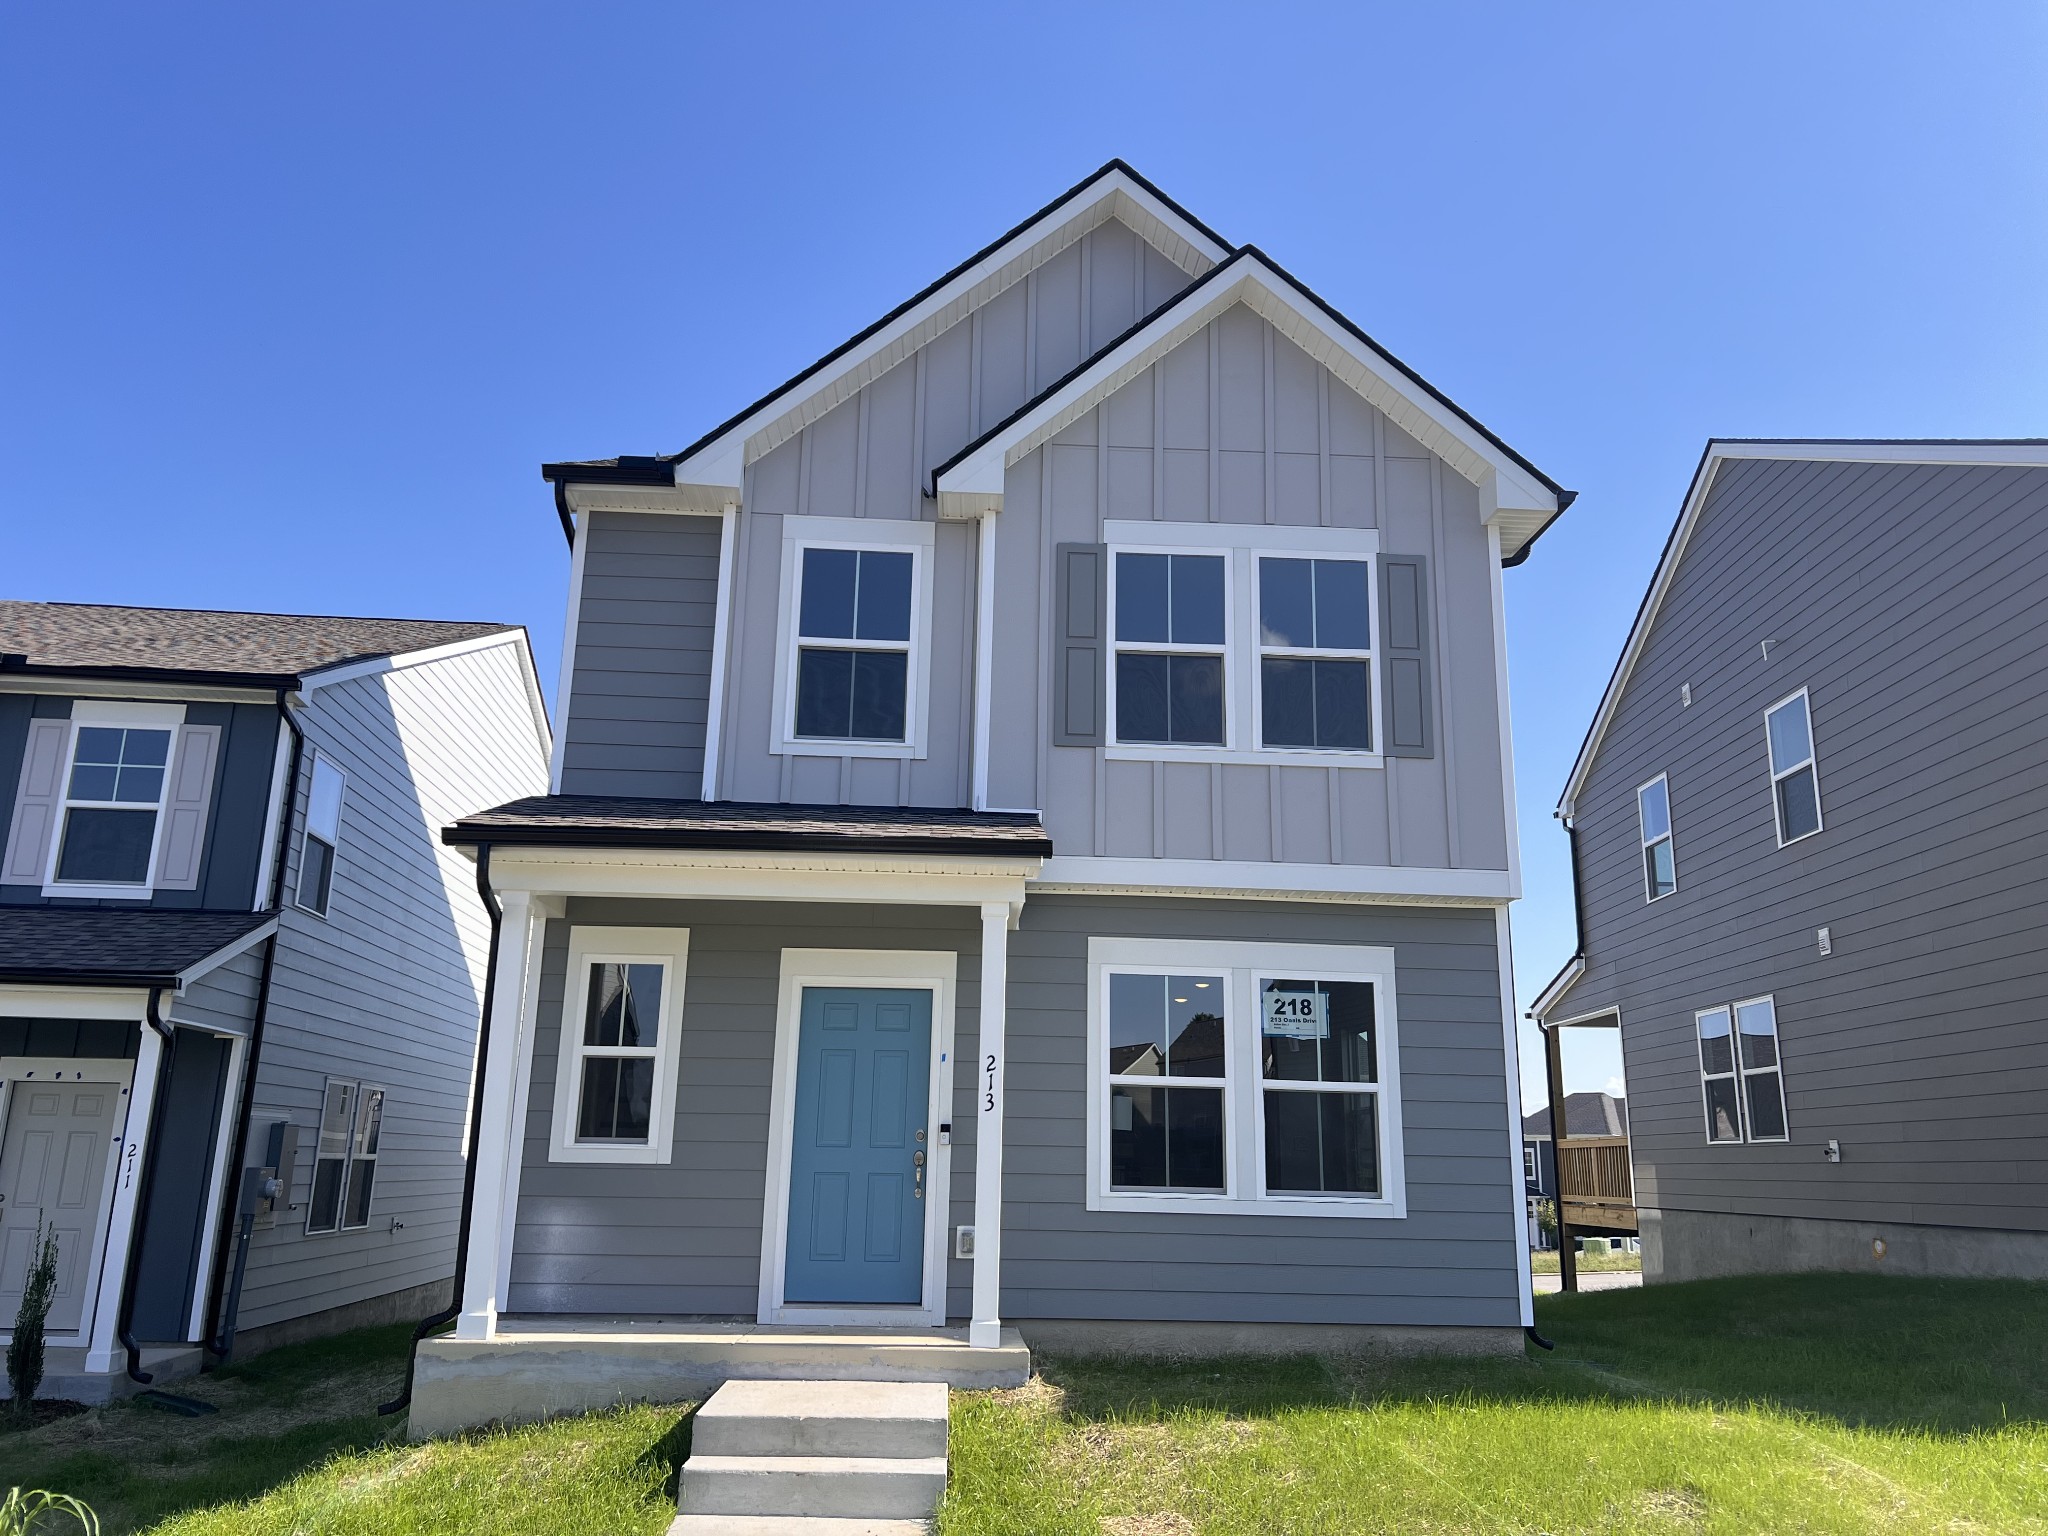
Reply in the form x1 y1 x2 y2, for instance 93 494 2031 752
41 882 154 901
773 737 925 761
1104 746 1384 771
1087 1188 1406 1220
549 1140 673 1166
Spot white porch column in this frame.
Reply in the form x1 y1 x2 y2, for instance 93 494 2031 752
84 1015 167 1373
970 900 1009 1349
456 888 539 1341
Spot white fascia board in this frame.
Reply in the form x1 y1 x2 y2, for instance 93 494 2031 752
1711 439 2048 468
0 985 150 1021
935 255 1560 533
668 169 1231 501
175 917 279 994
1033 855 1513 904
564 482 731 519
1528 955 1585 1021
484 845 1038 914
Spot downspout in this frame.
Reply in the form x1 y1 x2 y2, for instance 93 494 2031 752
119 985 177 1382
202 688 304 1362
379 842 500 1417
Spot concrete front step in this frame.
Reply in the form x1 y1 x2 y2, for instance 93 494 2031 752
670 1518 931 1536
693 1380 947 1460
680 1455 947 1521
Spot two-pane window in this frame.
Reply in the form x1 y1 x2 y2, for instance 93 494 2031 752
53 721 175 888
793 547 915 743
551 927 689 1164
1258 558 1373 751
1766 690 1822 844
1113 553 1227 745
305 1078 383 1234
1089 938 1404 1217
1638 774 1675 900
1694 995 1787 1144
296 755 345 916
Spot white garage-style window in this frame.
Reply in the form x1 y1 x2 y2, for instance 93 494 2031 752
550 926 690 1164
1765 689 1822 845
1694 994 1788 1144
305 1078 384 1234
47 701 186 896
773 517 934 759
1086 936 1405 1218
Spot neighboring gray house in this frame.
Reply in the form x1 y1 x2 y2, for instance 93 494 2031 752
1533 439 2048 1284
411 163 1572 1434
0 602 550 1401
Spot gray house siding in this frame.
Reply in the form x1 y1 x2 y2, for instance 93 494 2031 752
558 511 723 799
1558 458 2048 1261
235 639 550 1330
506 893 1517 1330
131 1029 233 1340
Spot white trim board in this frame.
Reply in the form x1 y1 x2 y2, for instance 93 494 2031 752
756 947 958 1329
1032 856 1513 903
1557 439 2048 817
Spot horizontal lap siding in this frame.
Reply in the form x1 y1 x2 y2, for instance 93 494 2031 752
561 512 722 799
507 895 1519 1329
236 641 549 1330
1562 459 2048 1234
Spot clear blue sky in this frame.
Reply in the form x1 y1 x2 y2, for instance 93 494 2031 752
6 4 2045 1104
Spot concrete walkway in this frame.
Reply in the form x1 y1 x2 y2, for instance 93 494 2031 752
1532 1270 1642 1294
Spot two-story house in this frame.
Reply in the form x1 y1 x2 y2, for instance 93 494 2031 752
0 602 550 1402
1533 440 2048 1284
406 163 1573 1435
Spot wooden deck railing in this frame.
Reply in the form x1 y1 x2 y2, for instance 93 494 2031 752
1556 1135 1632 1203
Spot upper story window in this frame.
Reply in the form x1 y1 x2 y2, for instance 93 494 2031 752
296 754 345 917
1113 552 1226 745
1257 556 1373 751
1765 689 1821 845
56 721 174 888
1694 995 1787 1144
773 519 933 760
550 926 690 1164
1087 936 1406 1219
1638 774 1675 900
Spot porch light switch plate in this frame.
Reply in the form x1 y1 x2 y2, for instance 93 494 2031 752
954 1225 975 1259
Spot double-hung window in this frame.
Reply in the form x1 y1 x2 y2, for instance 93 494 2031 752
1638 774 1676 900
1088 937 1404 1217
49 704 182 892
1112 552 1227 745
1694 995 1787 1143
1766 689 1822 844
550 926 689 1164
305 1078 384 1234
776 519 932 757
296 754 345 916
1256 557 1373 751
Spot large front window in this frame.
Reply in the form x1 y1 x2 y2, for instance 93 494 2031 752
54 722 173 887
1089 937 1404 1217
550 927 690 1164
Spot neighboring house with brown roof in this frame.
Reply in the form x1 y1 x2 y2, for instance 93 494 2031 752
0 602 550 1402
406 163 1570 1435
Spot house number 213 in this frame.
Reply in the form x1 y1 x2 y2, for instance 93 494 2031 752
983 1053 998 1112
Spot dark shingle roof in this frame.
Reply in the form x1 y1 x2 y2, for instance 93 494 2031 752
0 601 517 685
0 908 276 987
446 795 1051 858
1524 1092 1628 1139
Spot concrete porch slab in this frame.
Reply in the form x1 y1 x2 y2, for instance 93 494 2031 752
408 1322 1027 1441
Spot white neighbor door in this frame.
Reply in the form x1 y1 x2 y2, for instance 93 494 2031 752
0 1079 123 1334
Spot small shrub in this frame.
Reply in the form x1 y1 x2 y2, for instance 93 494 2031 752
0 1486 98 1535
6 1218 60 1411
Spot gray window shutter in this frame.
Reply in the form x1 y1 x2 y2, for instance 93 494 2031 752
1379 554 1435 758
1052 542 1108 747
1 717 71 885
155 723 222 891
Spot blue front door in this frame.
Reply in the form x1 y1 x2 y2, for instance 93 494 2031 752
784 986 932 1305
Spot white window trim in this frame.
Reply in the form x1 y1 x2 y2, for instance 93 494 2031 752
549 926 690 1165
1637 773 1676 902
1251 550 1382 762
1765 687 1823 847
41 700 186 901
770 515 936 761
1085 935 1406 1219
757 947 957 1329
303 1076 385 1235
1732 993 1790 1144
294 750 346 918
1102 521 1384 770
1523 1144 1539 1185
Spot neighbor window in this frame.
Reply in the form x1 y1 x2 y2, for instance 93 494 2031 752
1638 774 1676 900
792 546 914 742
1089 937 1404 1218
1112 552 1226 745
1765 690 1821 844
1695 995 1788 1144
1257 557 1372 751
1524 1145 1539 1185
550 927 689 1164
296 754 345 916
51 717 176 889
305 1078 384 1234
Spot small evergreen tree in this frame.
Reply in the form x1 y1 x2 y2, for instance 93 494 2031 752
6 1217 60 1412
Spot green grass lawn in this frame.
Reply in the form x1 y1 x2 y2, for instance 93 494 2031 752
1530 1245 1642 1274
9 1275 2048 1534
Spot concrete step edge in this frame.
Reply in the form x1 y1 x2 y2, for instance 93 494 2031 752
670 1517 931 1536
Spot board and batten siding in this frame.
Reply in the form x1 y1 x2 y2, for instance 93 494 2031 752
1560 458 2048 1236
505 894 1520 1330
236 638 549 1331
987 304 1509 873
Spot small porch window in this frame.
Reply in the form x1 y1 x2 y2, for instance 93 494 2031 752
550 926 690 1164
